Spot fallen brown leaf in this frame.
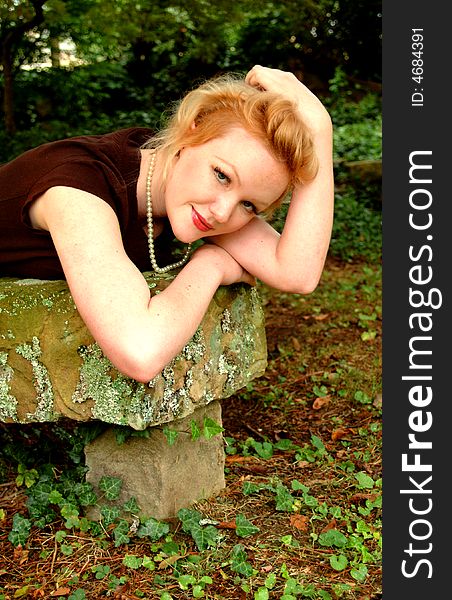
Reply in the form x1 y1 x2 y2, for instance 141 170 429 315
217 520 237 530
290 514 309 531
312 395 331 410
50 588 71 597
331 427 354 441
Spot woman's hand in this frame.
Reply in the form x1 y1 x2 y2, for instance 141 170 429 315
191 243 256 287
245 65 332 134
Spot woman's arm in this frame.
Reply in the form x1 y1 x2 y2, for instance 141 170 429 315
210 66 334 294
35 186 253 382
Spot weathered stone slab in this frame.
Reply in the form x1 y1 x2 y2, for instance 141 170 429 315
0 273 267 429
85 401 225 520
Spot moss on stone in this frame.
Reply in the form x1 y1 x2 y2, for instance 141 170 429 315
0 274 267 429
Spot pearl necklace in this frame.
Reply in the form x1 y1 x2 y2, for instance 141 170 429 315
146 150 192 273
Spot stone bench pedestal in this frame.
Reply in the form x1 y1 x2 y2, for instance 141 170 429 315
0 273 267 518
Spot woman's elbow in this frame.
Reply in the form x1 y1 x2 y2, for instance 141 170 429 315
108 345 168 384
276 273 321 295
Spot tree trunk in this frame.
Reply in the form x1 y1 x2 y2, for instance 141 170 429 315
2 51 16 135
0 0 46 136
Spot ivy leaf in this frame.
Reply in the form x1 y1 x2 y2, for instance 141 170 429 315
190 523 219 551
60 503 80 529
48 489 64 505
68 590 86 600
350 564 368 582
113 520 130 547
137 517 170 541
275 485 296 512
202 417 224 440
123 496 140 513
177 508 203 533
235 514 260 538
242 481 273 496
74 482 97 507
191 419 201 441
122 554 142 569
230 544 254 577
100 504 121 527
8 513 31 546
310 434 327 455
55 530 67 543
98 476 122 501
354 471 375 489
177 574 197 590
163 427 179 446
330 554 348 571
318 529 348 548
31 482 53 504
60 544 74 555
255 588 269 600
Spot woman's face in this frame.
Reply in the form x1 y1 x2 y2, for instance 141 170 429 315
164 127 290 243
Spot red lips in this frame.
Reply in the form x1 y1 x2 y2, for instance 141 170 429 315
192 207 213 232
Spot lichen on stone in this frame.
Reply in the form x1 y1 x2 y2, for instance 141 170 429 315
15 337 55 422
0 351 18 421
73 344 147 425
182 328 206 363
221 309 231 333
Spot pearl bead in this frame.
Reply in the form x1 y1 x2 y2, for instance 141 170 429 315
146 149 192 273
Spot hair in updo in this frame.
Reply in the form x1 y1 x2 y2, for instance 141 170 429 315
144 73 318 208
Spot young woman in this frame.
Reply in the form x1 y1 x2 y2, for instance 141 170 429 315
0 65 334 382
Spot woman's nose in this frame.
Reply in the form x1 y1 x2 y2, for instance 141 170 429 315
209 195 235 223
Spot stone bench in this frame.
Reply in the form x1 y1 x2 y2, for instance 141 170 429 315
0 273 267 519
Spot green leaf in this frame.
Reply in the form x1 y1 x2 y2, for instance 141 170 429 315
142 555 155 570
98 476 122 501
60 544 74 555
60 503 80 529
8 514 31 547
100 504 121 527
177 508 203 533
264 573 277 589
310 434 326 454
203 417 224 440
254 588 269 600
92 564 110 580
137 517 170 541
242 481 272 496
68 589 86 600
74 482 98 507
355 471 375 489
123 554 142 569
192 585 205 598
190 419 201 441
48 489 64 505
275 485 295 512
318 529 348 548
235 514 260 538
123 496 140 513
230 544 254 577
177 574 196 590
350 564 368 582
113 520 130 547
163 427 179 446
190 524 219 551
55 530 67 543
330 554 348 571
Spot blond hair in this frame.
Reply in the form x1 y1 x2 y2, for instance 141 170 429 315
144 73 318 208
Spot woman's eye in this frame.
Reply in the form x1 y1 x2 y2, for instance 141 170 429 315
242 200 257 214
214 167 230 184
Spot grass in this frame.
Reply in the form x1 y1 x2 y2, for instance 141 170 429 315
0 256 381 599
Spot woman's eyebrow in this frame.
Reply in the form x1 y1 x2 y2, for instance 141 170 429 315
214 155 241 185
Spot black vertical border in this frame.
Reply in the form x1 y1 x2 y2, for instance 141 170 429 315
383 1 450 597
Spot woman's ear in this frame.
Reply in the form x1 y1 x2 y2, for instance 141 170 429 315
190 120 197 130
